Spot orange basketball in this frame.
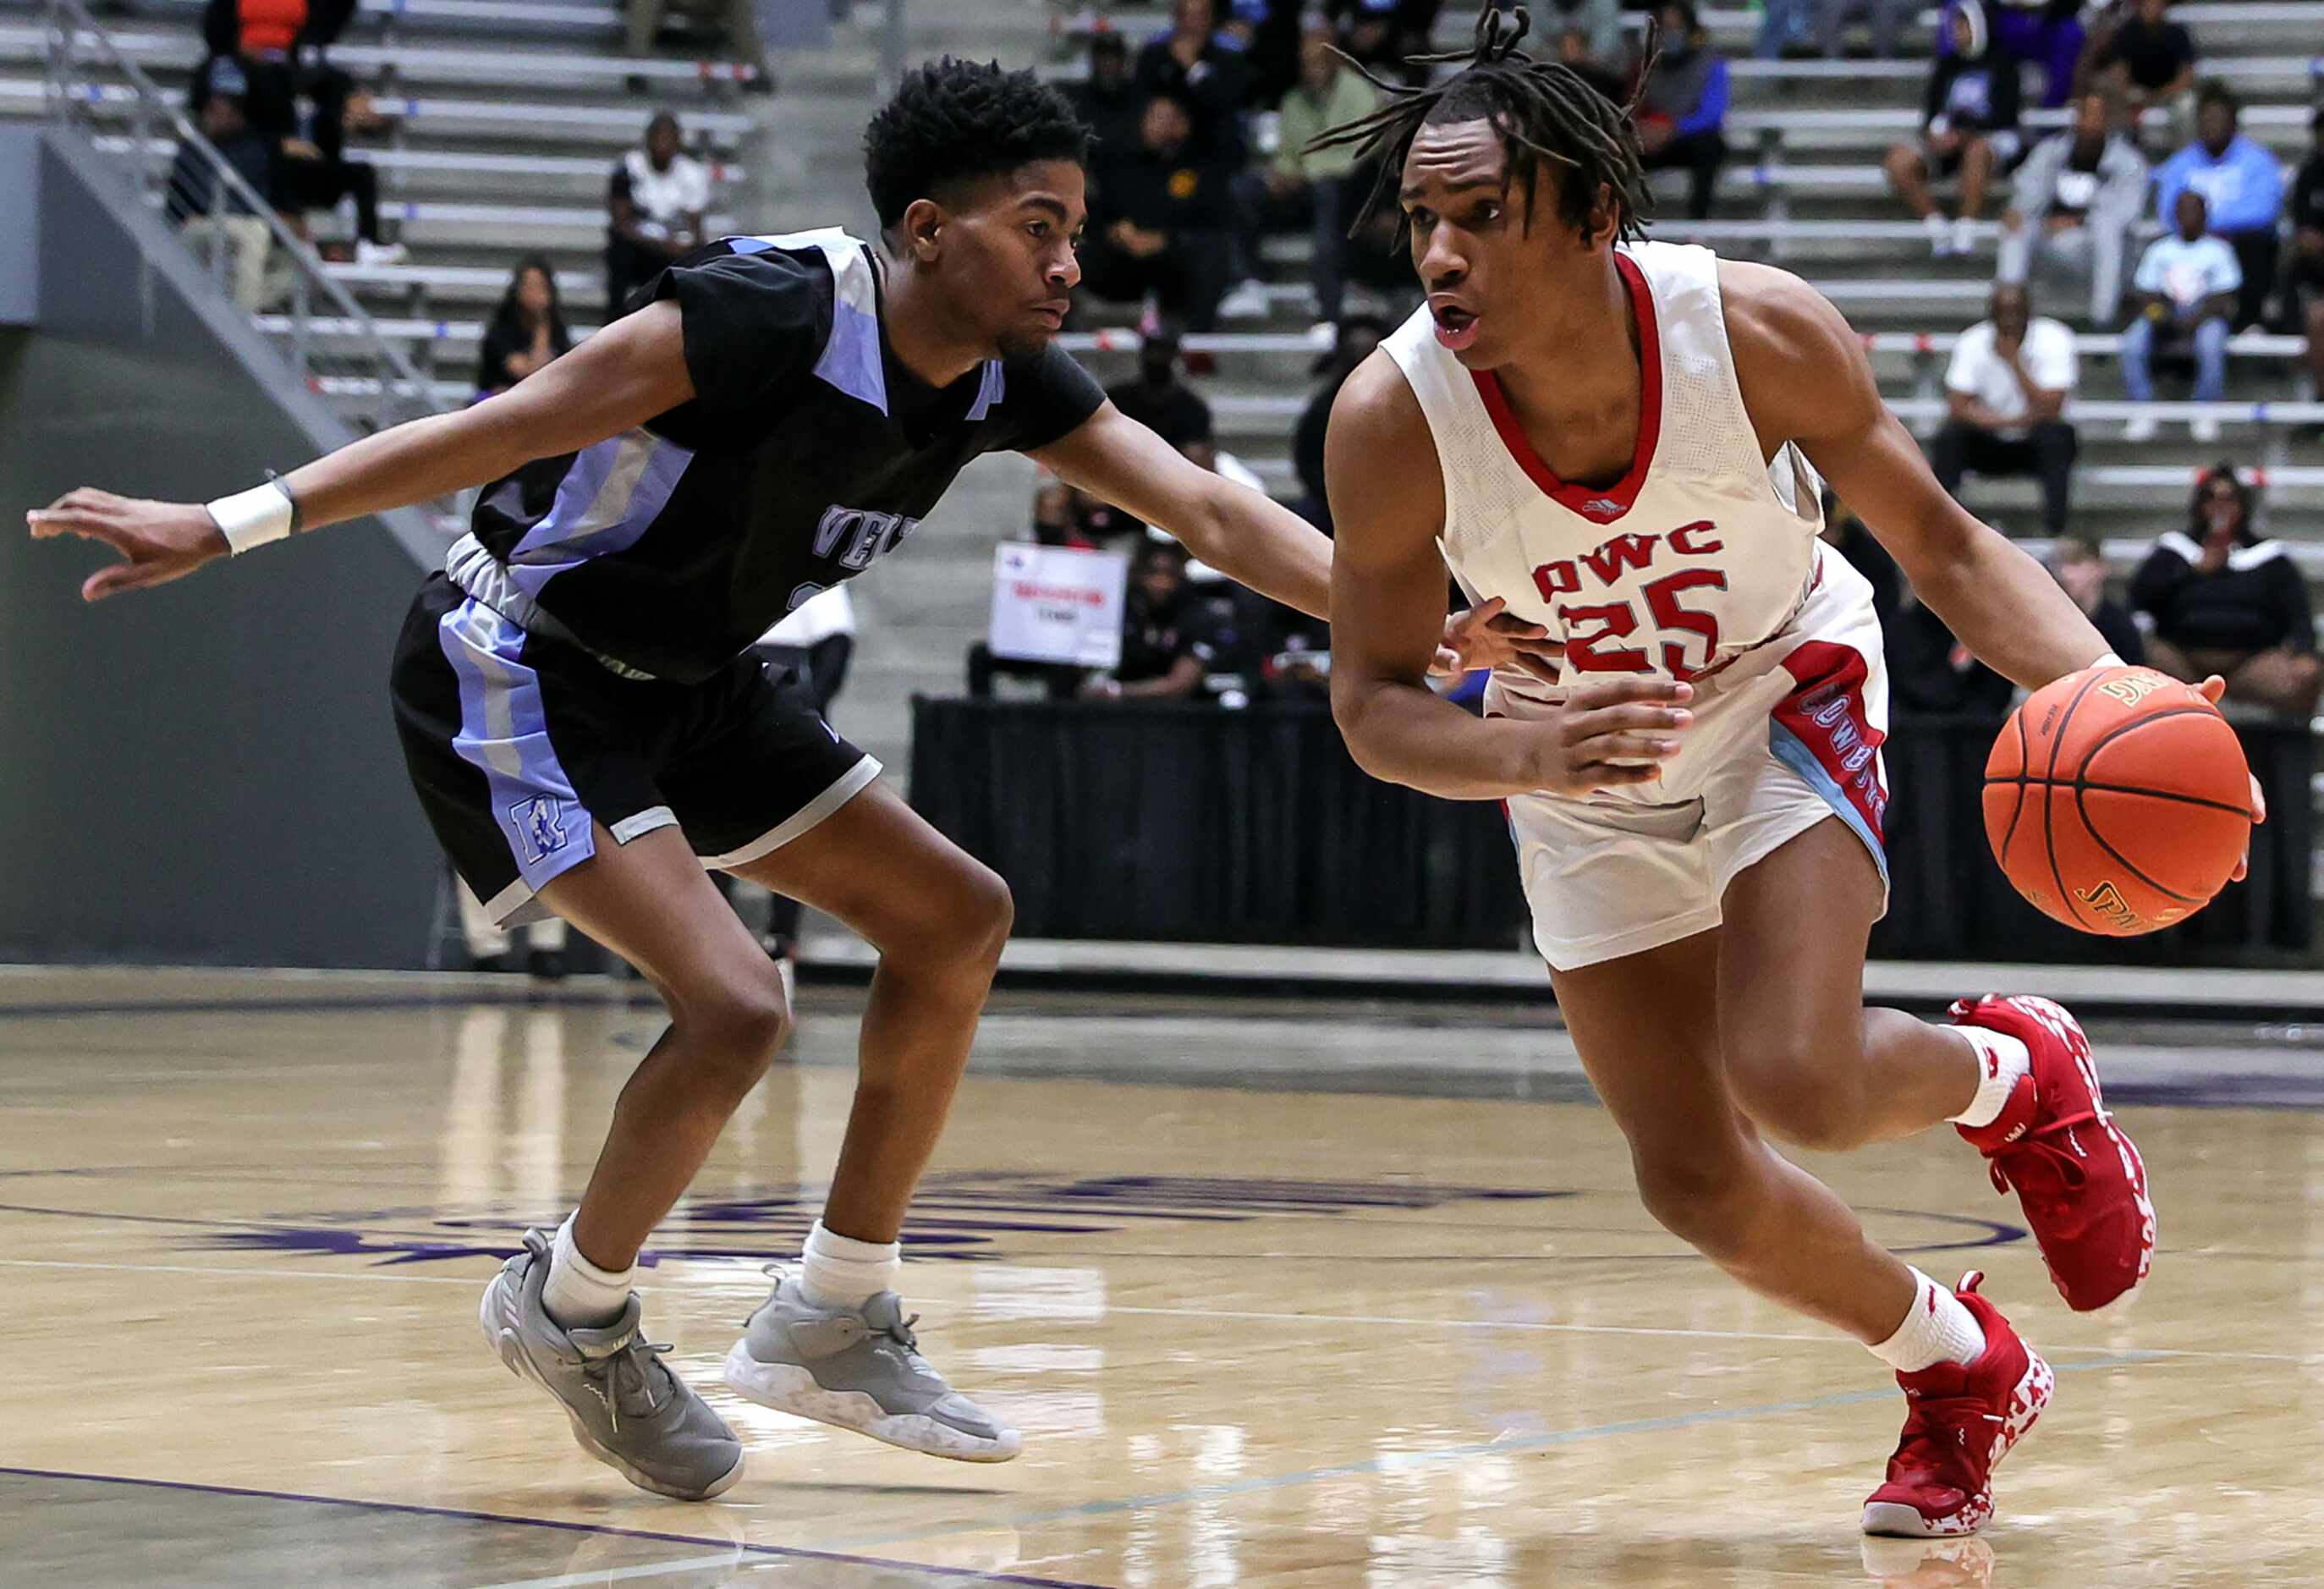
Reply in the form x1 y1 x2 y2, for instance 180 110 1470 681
1984 666 2253 935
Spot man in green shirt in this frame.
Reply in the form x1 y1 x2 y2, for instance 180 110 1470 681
1236 21 1382 325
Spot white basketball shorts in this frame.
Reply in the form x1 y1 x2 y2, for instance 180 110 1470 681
1497 547 1891 971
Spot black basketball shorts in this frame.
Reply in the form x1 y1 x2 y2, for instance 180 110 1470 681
390 575 878 926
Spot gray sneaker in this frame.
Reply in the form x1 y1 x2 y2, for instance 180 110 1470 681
722 1276 1022 1462
479 1229 745 1500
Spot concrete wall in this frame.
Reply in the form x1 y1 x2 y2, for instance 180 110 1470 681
0 128 447 967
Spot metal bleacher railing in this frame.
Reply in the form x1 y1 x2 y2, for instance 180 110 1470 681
38 0 448 443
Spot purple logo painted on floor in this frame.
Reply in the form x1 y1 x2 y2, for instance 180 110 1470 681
195 1172 1574 1268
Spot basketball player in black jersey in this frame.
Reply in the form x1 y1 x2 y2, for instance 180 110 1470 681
30 59 1542 1498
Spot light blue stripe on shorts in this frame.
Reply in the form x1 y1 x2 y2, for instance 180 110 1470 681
435 597 596 915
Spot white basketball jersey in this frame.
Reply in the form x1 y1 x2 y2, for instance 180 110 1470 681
1382 242 1827 713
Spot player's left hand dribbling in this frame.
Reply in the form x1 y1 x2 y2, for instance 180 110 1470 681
26 489 228 603
2193 673 2266 882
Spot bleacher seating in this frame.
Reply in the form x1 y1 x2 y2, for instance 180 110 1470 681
1034 0 2320 552
5 0 2318 766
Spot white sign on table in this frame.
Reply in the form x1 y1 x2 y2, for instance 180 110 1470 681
987 543 1128 668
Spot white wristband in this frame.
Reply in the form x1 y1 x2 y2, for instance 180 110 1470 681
206 481 296 555
2092 652 2125 669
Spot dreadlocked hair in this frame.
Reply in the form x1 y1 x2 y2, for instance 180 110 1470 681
1306 2 1655 245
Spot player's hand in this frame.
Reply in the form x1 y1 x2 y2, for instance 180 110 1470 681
1431 597 1564 681
2194 674 2265 882
1525 676 1695 797
26 489 228 602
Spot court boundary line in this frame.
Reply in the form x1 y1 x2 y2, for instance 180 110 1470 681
0 1465 1106 1589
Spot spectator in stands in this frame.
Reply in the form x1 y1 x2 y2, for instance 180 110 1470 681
1538 0 1622 67
1886 0 2020 257
965 495 1095 701
1329 0 1440 87
1756 0 1816 60
1997 89 2147 325
1135 0 1250 166
2131 464 2320 718
1104 324 1215 457
624 0 770 84
2047 536 2145 664
2155 84 2285 331
1031 481 1097 549
1931 283 2079 536
201 0 352 59
200 0 356 173
1811 0 1911 60
1887 581 2017 716
603 111 709 311
1984 0 2082 108
1236 21 1379 328
476 256 574 398
2085 0 2196 142
168 57 279 312
2121 188 2239 442
1552 22 1629 105
1634 2 1729 222
269 61 404 267
1066 31 1145 160
1081 540 1215 700
1080 91 1235 331
2291 108 2324 423
1294 315 1388 531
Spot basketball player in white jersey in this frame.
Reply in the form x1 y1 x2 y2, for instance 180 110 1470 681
1319 4 2256 1537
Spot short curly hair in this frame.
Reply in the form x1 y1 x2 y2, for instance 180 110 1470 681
862 58 1091 230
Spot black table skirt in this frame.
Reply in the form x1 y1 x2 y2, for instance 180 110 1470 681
908 698 2313 963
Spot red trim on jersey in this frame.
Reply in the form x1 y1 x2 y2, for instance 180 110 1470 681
1468 251 1664 525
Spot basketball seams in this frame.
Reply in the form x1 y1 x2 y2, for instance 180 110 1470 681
1988 776 2252 818
2040 671 2111 932
2069 785 2202 904
2071 707 2256 817
1997 697 2031 867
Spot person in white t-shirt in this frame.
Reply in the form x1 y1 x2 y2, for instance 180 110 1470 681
1928 283 2080 535
605 111 712 311
2121 187 2241 443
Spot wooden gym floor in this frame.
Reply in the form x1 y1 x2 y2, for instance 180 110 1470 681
2 968 2320 1587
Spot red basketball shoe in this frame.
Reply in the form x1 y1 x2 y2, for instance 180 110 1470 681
1862 1273 2053 1538
1951 994 2155 1312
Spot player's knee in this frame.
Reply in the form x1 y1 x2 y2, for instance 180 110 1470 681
1632 1148 1761 1257
922 857 1014 967
1728 1050 1873 1152
680 973 790 1091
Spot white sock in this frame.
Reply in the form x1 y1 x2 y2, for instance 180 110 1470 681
1870 1268 1987 1373
799 1219 902 1311
1948 1026 2032 1130
541 1214 634 1330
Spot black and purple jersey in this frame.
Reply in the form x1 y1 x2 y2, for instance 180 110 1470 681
450 228 1105 684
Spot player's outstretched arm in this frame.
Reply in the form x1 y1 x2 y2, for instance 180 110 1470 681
1323 353 1689 801
1722 262 2110 691
28 303 697 603
1027 399 1556 672
1029 400 1334 618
